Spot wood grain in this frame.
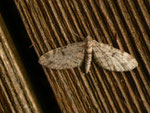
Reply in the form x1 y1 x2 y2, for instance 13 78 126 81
14 0 150 113
0 13 43 113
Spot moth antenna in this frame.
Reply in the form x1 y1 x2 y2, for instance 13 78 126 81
71 31 85 39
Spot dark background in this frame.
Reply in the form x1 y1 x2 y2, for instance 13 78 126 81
0 0 60 113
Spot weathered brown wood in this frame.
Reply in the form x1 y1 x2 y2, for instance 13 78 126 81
14 0 150 113
0 13 43 113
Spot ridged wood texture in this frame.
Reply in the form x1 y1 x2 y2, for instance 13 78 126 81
15 0 150 113
0 14 43 113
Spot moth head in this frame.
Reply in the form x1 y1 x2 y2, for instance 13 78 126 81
86 35 93 41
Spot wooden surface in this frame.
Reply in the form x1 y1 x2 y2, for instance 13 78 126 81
0 13 43 113
14 0 150 113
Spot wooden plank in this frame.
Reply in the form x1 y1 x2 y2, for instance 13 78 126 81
0 13 43 113
14 0 150 113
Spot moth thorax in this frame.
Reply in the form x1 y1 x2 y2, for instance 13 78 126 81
85 40 93 73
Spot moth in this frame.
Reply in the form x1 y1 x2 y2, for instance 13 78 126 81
39 36 138 73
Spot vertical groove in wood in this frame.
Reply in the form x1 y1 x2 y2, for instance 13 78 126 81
14 0 150 113
0 13 43 113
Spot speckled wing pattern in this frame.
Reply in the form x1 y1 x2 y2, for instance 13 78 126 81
39 36 138 72
39 42 85 69
92 40 138 71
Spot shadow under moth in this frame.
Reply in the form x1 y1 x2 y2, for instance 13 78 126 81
39 36 138 73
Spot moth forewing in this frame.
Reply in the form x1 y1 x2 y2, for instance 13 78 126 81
39 41 85 69
92 40 138 71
